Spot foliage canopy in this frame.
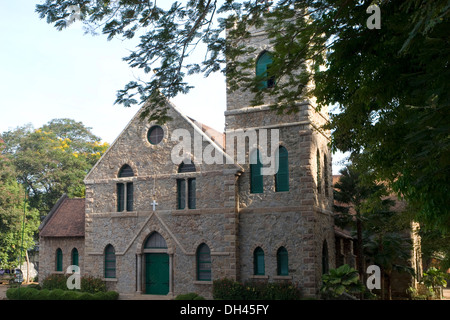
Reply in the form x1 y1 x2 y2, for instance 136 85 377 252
35 1 449 231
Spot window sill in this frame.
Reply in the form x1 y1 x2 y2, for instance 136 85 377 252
173 209 201 216
52 271 64 275
250 275 269 280
273 275 292 280
103 278 118 282
193 281 212 285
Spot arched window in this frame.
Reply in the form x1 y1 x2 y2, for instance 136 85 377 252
250 150 263 194
275 146 289 192
253 247 265 276
197 243 211 281
324 154 329 197
117 164 134 212
277 247 289 276
256 51 275 89
104 244 116 278
145 232 167 249
316 149 321 193
322 240 329 275
55 248 63 272
71 248 79 267
178 161 196 173
177 161 196 209
118 164 134 177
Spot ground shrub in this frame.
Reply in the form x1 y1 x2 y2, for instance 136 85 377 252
213 278 244 300
175 292 205 300
81 275 107 293
42 274 107 293
42 274 68 291
6 288 18 300
213 278 302 300
48 288 65 300
104 290 120 300
6 287 119 300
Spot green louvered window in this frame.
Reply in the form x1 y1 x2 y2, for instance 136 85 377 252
322 241 329 275
104 244 116 278
117 183 124 211
177 162 196 210
197 243 211 281
126 182 133 211
256 51 275 90
117 164 134 212
117 182 134 211
56 248 63 272
277 247 289 276
275 146 289 192
188 178 196 209
316 149 321 193
253 247 265 276
250 150 263 194
177 179 186 210
71 248 79 267
324 154 329 197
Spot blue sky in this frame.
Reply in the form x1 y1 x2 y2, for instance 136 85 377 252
0 1 347 173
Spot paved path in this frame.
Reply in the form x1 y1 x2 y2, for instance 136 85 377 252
0 284 8 300
443 288 450 300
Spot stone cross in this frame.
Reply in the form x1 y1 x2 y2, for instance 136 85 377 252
151 199 158 211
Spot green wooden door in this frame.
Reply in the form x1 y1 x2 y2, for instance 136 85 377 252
145 253 169 295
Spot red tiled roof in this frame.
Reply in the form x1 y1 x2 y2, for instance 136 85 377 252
39 194 85 238
188 117 225 149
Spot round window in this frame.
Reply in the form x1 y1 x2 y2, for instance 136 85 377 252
147 125 164 145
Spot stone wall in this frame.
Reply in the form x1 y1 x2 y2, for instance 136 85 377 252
76 20 335 300
83 104 241 299
224 23 335 297
39 236 84 282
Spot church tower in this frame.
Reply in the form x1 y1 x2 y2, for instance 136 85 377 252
225 24 335 297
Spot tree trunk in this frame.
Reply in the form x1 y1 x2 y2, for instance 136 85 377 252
25 250 30 284
356 217 364 280
386 272 392 300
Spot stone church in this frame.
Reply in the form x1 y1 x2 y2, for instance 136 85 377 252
38 25 335 299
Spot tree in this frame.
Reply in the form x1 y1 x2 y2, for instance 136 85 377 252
0 119 109 216
334 165 415 299
333 165 389 280
0 141 39 271
36 1 450 231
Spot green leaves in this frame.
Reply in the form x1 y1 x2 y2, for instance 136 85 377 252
320 264 364 299
35 1 450 231
0 119 109 215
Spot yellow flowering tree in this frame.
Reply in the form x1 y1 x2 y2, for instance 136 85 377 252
1 119 109 216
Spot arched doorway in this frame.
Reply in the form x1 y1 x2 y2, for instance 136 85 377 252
143 232 170 295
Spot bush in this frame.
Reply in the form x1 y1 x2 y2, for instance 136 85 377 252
105 290 120 300
48 288 66 300
41 274 107 293
42 274 68 291
6 287 119 300
320 264 364 299
213 278 302 300
37 289 50 300
81 276 107 293
213 278 244 300
175 292 205 300
27 283 41 290
6 288 18 300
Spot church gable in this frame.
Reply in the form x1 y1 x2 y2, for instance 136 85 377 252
84 100 236 183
